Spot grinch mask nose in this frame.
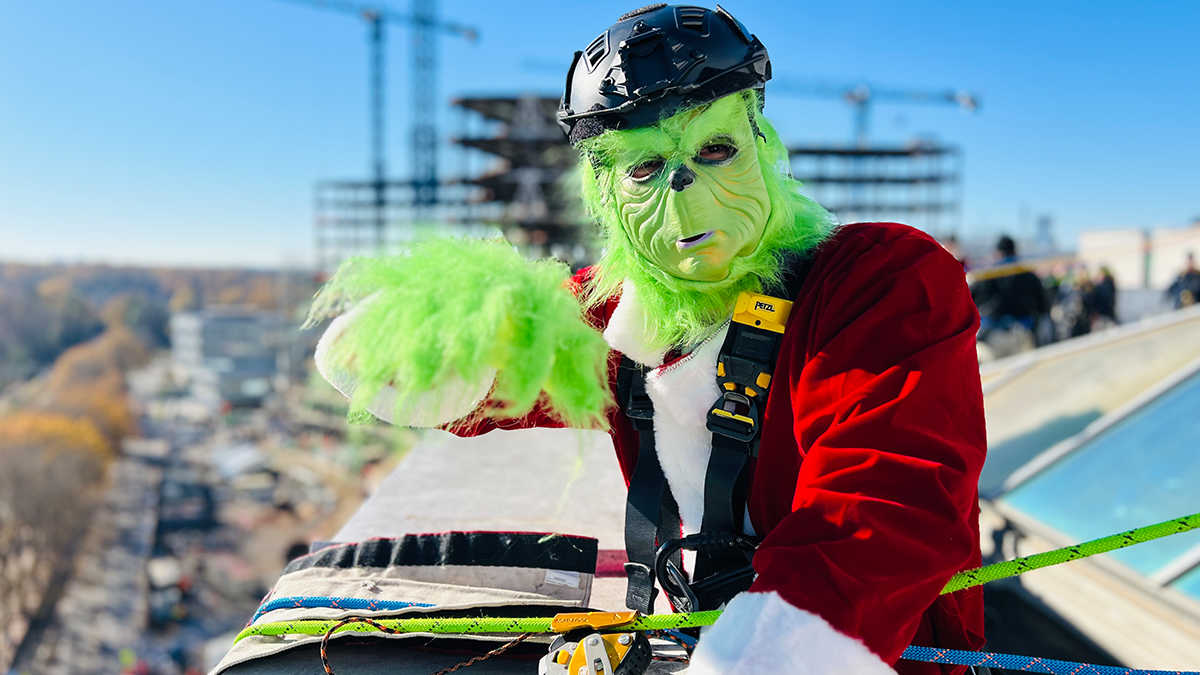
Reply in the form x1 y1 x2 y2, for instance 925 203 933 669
669 165 696 192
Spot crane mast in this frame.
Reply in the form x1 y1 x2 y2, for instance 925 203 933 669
410 0 437 218
277 0 476 253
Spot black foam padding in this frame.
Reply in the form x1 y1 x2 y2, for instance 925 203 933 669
285 532 598 575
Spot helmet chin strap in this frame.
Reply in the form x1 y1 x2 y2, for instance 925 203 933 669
748 107 766 142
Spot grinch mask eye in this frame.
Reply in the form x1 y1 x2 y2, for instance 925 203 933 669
629 159 665 180
696 142 737 164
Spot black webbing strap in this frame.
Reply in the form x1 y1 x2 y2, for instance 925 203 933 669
772 250 816 303
693 324 777 588
693 251 816 600
617 356 681 614
620 250 817 612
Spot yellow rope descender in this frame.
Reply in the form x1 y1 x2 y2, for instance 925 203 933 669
542 611 652 675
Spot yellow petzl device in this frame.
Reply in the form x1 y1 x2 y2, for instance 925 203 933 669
731 292 793 334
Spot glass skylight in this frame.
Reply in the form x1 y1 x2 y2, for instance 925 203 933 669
1000 367 1200 599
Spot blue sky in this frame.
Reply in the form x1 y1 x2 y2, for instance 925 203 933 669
1 0 1197 267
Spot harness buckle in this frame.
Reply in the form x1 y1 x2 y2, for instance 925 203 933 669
718 353 769 394
707 390 759 443
622 562 657 614
625 390 655 423
621 362 655 424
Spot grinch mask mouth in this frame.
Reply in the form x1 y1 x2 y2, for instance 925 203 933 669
676 231 715 250
607 95 773 283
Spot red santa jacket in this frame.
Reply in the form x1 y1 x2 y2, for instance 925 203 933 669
457 222 987 672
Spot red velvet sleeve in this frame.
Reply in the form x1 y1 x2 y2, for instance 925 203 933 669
748 226 987 663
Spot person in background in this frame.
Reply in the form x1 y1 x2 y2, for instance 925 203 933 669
1091 266 1119 328
1070 269 1097 338
1042 263 1068 344
970 235 1050 359
1166 253 1200 309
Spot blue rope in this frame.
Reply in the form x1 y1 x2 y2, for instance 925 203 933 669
250 596 434 623
901 646 1200 675
666 630 697 648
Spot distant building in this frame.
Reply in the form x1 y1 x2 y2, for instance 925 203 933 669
311 93 579 272
1071 221 1200 320
1077 221 1200 291
169 308 292 409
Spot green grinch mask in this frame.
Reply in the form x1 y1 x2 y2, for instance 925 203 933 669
611 95 771 282
578 91 837 350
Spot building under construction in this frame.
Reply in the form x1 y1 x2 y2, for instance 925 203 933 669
314 93 592 272
789 141 962 237
451 93 593 266
298 0 973 271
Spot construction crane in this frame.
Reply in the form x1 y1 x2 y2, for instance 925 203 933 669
277 0 477 242
771 77 979 148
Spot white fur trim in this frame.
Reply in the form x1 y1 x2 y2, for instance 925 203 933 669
689 591 896 675
603 281 668 368
315 309 495 427
643 326 727 535
603 281 757 538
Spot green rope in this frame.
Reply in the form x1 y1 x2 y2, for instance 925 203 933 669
234 511 1200 645
234 611 723 644
941 511 1200 594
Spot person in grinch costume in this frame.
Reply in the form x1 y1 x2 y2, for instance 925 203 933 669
312 4 986 674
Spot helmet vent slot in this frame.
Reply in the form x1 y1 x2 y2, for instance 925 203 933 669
585 32 609 73
676 7 709 34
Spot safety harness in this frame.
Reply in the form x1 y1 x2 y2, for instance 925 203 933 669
617 252 815 613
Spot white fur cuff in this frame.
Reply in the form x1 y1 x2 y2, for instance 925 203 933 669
315 310 495 427
688 591 896 675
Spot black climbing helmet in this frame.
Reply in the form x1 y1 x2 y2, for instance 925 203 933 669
557 3 770 144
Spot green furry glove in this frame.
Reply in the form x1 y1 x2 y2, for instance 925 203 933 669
307 238 612 429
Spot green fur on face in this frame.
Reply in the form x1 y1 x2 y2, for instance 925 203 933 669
307 238 612 429
578 91 837 351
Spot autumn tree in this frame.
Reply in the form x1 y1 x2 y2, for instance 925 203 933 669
37 326 147 451
35 276 106 360
0 277 104 389
0 412 110 666
168 282 200 313
101 293 170 348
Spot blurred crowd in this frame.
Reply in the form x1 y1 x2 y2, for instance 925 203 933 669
950 235 1198 363
1166 253 1200 310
